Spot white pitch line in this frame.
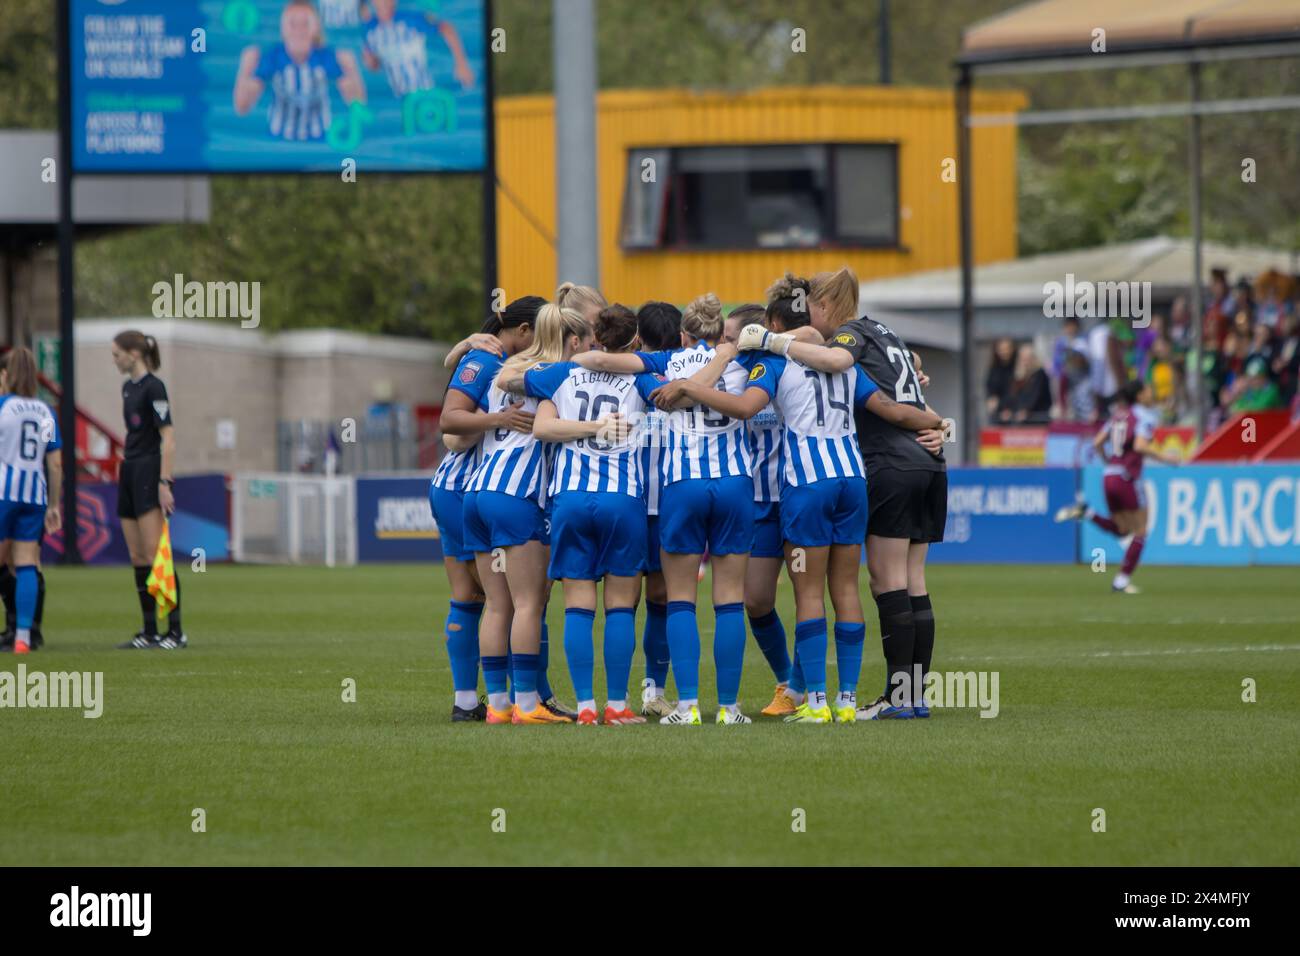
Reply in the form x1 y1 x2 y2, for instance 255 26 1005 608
945 644 1300 663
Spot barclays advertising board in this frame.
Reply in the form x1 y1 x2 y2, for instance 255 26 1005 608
1079 463 1300 566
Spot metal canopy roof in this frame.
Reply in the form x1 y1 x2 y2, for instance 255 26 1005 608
961 0 1300 65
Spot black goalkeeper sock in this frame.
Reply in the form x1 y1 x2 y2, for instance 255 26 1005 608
875 589 915 706
911 593 934 696
0 566 14 634
168 572 182 634
134 565 157 636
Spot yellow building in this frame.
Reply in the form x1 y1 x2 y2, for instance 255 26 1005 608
495 85 1025 305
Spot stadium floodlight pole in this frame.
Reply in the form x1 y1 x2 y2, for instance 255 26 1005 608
879 0 891 85
552 0 600 289
56 0 81 565
482 0 499 315
1187 60 1205 444
956 64 976 465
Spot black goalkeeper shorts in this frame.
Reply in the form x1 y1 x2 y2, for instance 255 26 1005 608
866 467 947 544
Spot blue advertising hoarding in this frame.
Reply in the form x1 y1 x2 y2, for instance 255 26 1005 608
70 0 487 172
42 473 230 565
928 467 1078 564
1079 463 1300 566
356 476 443 562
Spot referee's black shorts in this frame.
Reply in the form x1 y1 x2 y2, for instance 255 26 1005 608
117 454 162 519
866 467 947 543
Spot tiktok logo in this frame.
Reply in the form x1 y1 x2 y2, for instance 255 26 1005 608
327 101 374 152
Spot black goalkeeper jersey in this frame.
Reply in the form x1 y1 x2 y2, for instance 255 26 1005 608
828 317 945 473
121 373 172 460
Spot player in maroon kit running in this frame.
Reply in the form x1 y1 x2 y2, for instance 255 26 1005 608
1056 380 1180 593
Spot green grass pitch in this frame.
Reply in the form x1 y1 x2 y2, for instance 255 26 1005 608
2 562 1296 866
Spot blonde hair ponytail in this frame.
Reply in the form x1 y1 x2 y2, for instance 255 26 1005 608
810 266 860 329
681 292 724 342
555 282 607 318
502 303 591 375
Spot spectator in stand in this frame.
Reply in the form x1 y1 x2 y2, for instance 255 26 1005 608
1135 312 1166 381
1168 295 1192 351
1203 267 1233 352
1272 312 1300 406
1144 336 1179 424
1051 317 1086 411
1223 328 1250 388
1247 320 1277 371
1086 319 1118 416
1255 270 1292 329
1060 347 1095 422
999 343 1053 425
985 337 1016 422
1228 357 1283 413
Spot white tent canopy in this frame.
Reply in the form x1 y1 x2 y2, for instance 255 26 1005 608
860 236 1300 313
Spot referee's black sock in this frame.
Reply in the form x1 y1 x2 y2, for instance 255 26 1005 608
911 593 935 698
133 565 157 636
875 589 915 707
0 566 14 634
168 572 182 635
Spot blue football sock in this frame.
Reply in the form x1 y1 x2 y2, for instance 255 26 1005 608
445 600 483 692
15 565 37 631
536 613 554 700
748 609 791 684
604 607 636 703
834 621 866 695
665 600 700 701
789 643 806 695
713 602 746 706
643 601 670 689
794 618 828 695
506 649 515 703
562 608 596 704
482 655 510 697
512 652 539 696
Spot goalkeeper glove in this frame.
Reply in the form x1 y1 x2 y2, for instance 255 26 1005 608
736 323 794 355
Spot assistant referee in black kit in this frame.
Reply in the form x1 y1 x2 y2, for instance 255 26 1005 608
111 330 186 650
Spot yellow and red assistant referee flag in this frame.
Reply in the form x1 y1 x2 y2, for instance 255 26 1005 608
146 522 178 628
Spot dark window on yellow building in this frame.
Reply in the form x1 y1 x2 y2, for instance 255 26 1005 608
621 144 897 251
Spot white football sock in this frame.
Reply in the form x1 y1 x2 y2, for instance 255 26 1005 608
454 690 479 710
787 689 806 705
16 628 30 648
809 691 827 708
677 698 698 712
516 690 540 711
488 692 511 710
836 691 855 708
578 699 596 714
606 699 625 712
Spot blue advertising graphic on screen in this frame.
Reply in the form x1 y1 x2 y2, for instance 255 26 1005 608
928 467 1078 564
71 0 487 172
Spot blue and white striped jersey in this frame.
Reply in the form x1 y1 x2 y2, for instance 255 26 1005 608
746 354 877 487
747 404 783 504
526 362 662 499
318 0 363 29
434 348 500 492
364 11 436 97
640 408 671 515
253 45 343 141
468 372 547 504
636 344 753 486
0 395 61 506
